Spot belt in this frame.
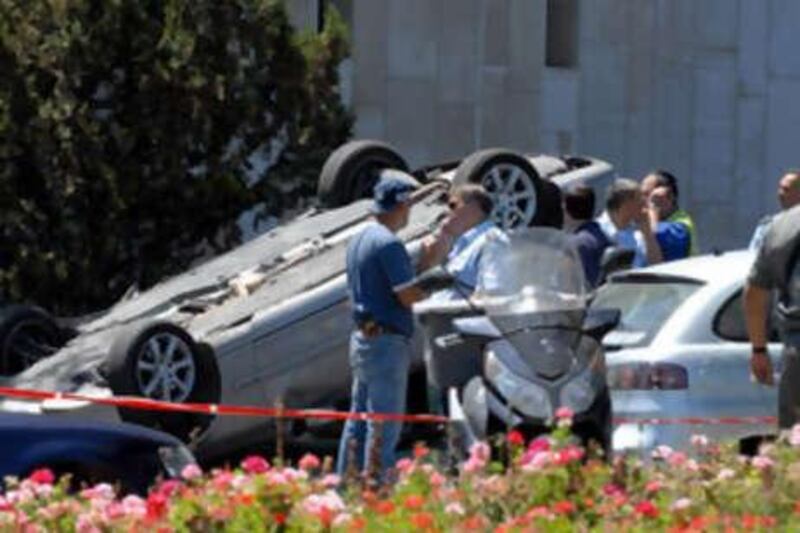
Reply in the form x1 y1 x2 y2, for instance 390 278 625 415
356 320 403 338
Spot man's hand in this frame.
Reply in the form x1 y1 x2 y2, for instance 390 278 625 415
750 349 774 386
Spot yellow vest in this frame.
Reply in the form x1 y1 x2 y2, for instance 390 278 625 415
668 209 698 256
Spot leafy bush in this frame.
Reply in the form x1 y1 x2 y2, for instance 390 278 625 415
6 416 800 531
0 0 352 314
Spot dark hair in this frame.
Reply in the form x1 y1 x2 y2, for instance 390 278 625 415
453 184 494 216
648 169 679 199
563 185 595 220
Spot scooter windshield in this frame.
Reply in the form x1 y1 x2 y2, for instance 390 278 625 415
473 227 588 331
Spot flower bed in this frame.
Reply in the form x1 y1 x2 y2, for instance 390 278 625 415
4 415 800 531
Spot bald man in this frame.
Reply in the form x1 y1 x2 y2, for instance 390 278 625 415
750 171 800 251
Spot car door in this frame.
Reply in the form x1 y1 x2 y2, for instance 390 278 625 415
700 288 781 441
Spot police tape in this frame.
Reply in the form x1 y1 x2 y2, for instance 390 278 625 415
0 385 779 427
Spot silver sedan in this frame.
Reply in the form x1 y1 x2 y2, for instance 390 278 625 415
594 250 781 457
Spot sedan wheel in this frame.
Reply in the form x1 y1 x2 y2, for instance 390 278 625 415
0 305 64 376
453 149 543 229
108 322 220 441
134 332 197 403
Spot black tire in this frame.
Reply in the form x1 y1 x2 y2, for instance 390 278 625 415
107 322 221 442
317 140 409 208
452 149 544 229
0 304 64 376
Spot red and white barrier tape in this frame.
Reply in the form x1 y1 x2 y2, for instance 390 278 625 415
0 386 448 424
0 386 778 427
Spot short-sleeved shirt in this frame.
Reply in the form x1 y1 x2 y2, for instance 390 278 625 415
749 214 774 251
653 219 691 262
571 220 612 288
346 222 415 337
597 211 646 267
748 205 800 337
447 220 499 293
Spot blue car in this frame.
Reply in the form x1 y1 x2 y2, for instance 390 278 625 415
0 412 196 494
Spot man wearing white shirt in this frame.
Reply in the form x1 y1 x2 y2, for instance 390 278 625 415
596 178 660 268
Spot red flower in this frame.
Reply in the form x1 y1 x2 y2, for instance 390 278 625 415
375 500 395 515
634 500 659 518
404 494 425 510
28 468 55 485
411 512 435 529
507 430 525 446
146 492 168 521
413 444 430 459
795 500 800 515
241 455 270 474
273 512 287 525
552 500 576 515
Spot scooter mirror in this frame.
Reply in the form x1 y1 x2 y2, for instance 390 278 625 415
582 307 621 341
598 246 635 284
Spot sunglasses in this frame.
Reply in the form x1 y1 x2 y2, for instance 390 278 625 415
448 199 466 210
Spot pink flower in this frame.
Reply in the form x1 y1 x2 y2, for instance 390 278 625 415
690 434 709 448
521 450 552 471
395 458 414 474
429 471 446 487
76 514 101 533
752 455 775 470
212 470 233 490
121 495 147 519
527 436 551 454
670 497 692 512
181 463 202 481
470 441 491 462
717 468 735 481
157 479 183 497
555 406 574 420
28 468 55 485
301 490 345 519
645 480 663 493
666 451 687 467
445 502 465 515
299 453 321 471
321 474 341 488
241 455 270 474
790 424 800 447
80 483 115 502
651 445 674 460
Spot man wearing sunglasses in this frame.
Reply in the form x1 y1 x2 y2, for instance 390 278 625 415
425 184 502 299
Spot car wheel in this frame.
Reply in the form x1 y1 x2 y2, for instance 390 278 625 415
0 304 64 376
107 322 221 441
317 140 409 208
452 149 544 229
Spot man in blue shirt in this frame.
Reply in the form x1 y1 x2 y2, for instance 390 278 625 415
639 170 698 264
563 185 611 288
336 170 438 477
423 184 502 299
596 178 659 269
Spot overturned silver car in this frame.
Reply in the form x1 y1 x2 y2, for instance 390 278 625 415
0 141 615 460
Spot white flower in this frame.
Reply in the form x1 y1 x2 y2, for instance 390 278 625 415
670 497 692 511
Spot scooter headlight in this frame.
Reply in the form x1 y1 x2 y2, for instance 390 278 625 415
485 350 552 420
559 365 596 413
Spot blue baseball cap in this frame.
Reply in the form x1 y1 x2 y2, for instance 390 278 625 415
370 169 419 215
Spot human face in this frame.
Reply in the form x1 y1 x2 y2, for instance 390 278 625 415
641 174 674 220
443 194 480 236
778 173 800 210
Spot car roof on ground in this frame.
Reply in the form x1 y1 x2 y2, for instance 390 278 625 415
611 249 755 286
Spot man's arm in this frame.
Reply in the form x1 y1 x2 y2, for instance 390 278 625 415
395 285 428 308
744 282 774 385
417 230 454 272
636 206 663 265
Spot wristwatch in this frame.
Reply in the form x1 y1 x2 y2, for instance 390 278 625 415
751 346 768 355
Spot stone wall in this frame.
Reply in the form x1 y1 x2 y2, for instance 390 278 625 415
290 0 800 251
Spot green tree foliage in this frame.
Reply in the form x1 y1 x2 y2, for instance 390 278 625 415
0 0 352 314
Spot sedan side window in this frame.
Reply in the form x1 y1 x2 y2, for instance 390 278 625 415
713 290 780 342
